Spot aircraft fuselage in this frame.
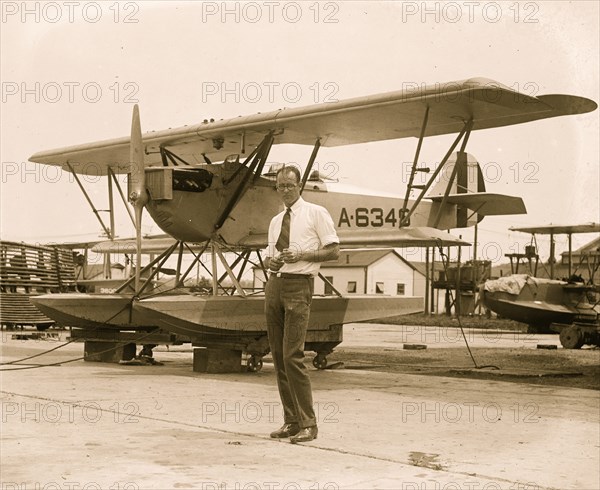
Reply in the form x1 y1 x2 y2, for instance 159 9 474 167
144 162 456 246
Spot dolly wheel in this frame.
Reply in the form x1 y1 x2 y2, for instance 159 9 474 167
247 355 263 372
313 355 328 370
559 325 585 349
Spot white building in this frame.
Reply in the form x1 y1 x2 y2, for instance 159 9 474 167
253 249 427 297
317 249 426 296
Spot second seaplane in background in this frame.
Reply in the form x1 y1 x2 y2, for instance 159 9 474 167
29 77 596 370
482 223 600 349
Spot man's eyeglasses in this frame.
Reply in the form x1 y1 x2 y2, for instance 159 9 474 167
276 184 298 191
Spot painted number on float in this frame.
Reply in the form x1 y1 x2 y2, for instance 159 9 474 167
338 208 400 227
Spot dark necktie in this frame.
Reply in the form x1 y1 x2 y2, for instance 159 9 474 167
275 207 291 252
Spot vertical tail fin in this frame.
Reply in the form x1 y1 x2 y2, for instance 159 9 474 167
428 152 485 228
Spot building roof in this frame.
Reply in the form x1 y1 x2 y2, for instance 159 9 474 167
409 261 447 278
323 249 415 270
561 236 600 258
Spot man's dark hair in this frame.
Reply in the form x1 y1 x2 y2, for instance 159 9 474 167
276 165 301 183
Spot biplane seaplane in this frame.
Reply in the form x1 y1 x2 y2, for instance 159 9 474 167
29 77 596 370
482 223 600 348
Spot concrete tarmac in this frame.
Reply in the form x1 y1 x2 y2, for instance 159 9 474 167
342 324 562 349
1 326 598 490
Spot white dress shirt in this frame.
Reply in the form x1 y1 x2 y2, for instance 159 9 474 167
266 197 339 276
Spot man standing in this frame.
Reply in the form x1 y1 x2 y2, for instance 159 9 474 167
264 165 340 444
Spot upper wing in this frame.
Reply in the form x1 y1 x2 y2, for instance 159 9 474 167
29 77 597 175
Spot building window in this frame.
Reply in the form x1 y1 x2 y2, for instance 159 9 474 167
375 282 384 294
347 281 357 293
324 276 334 295
397 283 405 295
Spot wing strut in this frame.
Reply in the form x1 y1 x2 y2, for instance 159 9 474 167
214 132 274 231
61 163 136 240
400 119 473 227
300 138 322 194
108 168 136 227
431 122 474 228
214 245 246 297
66 162 113 239
160 146 193 167
401 106 430 224
177 241 211 286
216 250 251 291
115 240 179 294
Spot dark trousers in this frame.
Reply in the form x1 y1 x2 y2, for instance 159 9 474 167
265 275 316 429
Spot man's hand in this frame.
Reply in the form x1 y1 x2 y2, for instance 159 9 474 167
281 248 302 263
268 254 285 271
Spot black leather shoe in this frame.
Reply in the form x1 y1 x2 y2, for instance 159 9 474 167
290 426 318 444
270 423 300 438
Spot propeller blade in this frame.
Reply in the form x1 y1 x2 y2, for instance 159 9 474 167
128 104 148 293
129 104 147 207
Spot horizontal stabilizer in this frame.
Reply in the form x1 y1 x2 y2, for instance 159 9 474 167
428 193 526 216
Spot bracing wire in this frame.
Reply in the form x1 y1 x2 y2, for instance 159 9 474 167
435 239 500 370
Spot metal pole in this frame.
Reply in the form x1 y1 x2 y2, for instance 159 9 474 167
107 174 115 239
456 241 462 316
431 247 436 314
568 233 572 278
211 242 218 296
473 222 478 263
424 247 430 314
550 232 555 279
175 242 184 286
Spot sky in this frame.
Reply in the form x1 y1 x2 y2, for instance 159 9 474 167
1 0 599 267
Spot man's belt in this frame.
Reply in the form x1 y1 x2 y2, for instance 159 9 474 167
270 272 313 279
